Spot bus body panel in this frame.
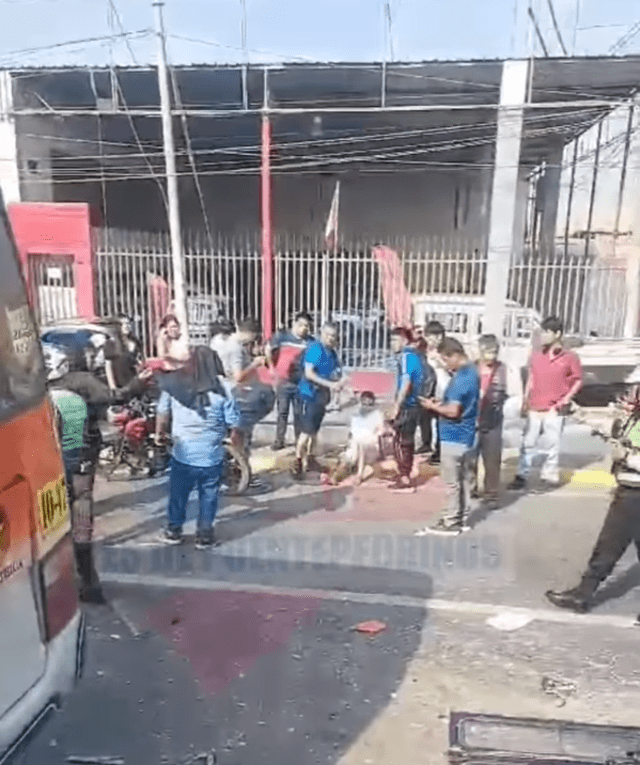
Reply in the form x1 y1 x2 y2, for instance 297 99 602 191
0 399 75 724
0 611 83 759
0 193 83 760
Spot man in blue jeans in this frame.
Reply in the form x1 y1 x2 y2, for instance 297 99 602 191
155 346 242 548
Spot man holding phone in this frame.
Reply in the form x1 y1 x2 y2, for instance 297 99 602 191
416 337 479 535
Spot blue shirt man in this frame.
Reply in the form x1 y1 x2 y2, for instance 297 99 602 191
389 327 428 489
293 323 342 479
418 337 480 533
298 340 341 403
396 346 426 409
439 365 480 448
155 347 242 548
157 386 241 467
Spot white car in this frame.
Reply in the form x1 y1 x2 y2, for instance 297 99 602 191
413 295 540 340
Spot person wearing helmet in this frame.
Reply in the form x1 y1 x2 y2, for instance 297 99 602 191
43 342 152 604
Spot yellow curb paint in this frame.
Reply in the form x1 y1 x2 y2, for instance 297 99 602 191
565 469 616 488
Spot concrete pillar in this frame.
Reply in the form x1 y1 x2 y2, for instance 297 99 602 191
483 60 529 337
512 168 529 264
538 140 564 258
0 71 20 204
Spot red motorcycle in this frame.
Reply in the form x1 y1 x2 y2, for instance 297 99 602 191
100 395 159 479
99 394 251 494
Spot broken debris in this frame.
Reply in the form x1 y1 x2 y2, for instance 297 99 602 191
353 620 387 635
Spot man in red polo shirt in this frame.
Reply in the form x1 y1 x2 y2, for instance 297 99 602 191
509 316 582 489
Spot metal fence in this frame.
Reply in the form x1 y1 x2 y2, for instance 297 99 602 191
93 229 629 367
508 246 627 338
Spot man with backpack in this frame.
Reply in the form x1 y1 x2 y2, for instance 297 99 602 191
389 327 435 493
266 312 314 451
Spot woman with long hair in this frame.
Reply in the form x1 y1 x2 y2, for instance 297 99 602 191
157 313 190 371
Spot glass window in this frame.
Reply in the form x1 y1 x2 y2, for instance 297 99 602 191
0 207 46 422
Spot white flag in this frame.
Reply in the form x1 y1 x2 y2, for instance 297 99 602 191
324 180 340 249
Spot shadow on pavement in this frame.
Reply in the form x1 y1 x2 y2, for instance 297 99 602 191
99 483 353 547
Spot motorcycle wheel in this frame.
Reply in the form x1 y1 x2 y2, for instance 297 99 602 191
224 442 251 496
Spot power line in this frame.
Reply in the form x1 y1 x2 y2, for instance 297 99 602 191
33 115 616 182
609 19 640 55
528 5 550 56
16 107 606 168
105 0 140 65
385 1 395 62
0 30 150 62
103 4 167 212
546 0 568 56
571 0 581 55
168 56 214 245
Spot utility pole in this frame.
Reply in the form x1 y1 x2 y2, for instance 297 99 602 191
153 1 188 335
261 68 274 339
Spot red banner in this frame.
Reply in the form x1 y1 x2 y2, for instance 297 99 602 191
147 272 170 339
372 245 413 328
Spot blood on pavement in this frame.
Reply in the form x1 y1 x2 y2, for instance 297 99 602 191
305 460 447 523
146 590 321 696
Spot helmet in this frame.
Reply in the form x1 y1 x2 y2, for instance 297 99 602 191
42 343 70 382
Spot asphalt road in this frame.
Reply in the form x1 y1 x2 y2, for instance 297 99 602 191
13 583 426 765
10 423 640 765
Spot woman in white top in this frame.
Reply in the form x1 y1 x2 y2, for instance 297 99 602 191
157 314 190 370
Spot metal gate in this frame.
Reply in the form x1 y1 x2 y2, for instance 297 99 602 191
28 254 76 327
94 228 631 368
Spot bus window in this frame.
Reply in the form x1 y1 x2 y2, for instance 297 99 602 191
0 207 45 420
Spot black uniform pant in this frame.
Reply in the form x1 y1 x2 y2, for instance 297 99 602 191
580 485 640 592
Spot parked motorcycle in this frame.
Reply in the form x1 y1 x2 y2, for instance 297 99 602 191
99 394 251 494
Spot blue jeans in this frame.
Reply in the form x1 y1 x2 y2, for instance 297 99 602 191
167 457 223 533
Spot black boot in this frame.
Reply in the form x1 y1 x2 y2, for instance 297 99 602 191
73 543 107 605
545 576 598 614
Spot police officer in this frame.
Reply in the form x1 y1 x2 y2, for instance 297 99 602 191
44 343 151 603
546 391 640 620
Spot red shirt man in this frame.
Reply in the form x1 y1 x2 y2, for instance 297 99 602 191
510 317 583 490
527 346 583 413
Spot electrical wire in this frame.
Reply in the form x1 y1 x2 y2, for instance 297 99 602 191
609 19 640 55
100 3 168 213
14 105 610 165
29 115 633 184
0 30 150 62
23 114 603 177
168 54 214 245
104 0 140 65
13 107 595 182
546 0 568 56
